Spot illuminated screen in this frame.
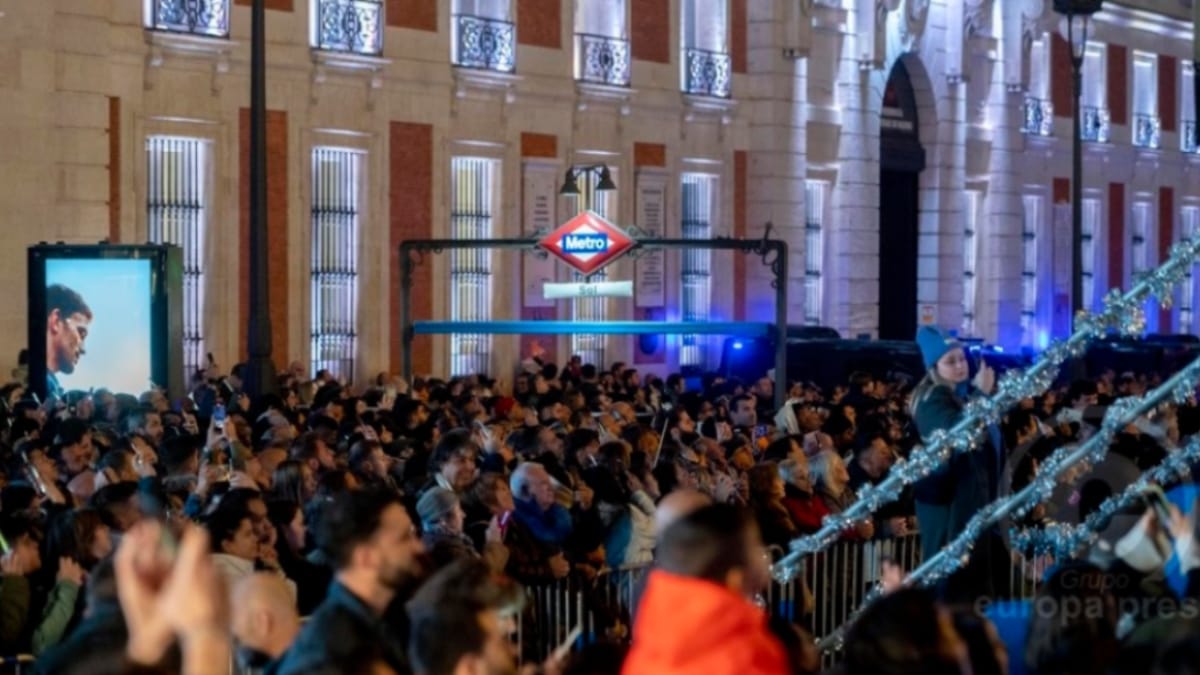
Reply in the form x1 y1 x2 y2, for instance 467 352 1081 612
44 258 153 397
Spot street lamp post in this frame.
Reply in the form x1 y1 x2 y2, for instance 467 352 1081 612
244 0 277 398
1054 0 1103 320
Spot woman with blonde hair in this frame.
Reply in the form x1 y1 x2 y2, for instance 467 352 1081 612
910 326 1005 599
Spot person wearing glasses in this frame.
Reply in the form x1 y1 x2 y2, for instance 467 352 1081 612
44 284 92 402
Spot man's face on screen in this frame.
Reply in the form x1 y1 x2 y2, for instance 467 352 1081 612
49 310 90 374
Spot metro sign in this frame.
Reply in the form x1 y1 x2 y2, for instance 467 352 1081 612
538 210 636 276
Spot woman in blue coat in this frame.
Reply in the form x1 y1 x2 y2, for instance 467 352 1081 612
909 326 1007 600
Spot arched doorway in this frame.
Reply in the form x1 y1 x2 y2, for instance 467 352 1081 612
877 59 927 341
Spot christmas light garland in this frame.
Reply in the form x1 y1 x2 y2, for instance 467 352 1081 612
814 354 1200 652
1010 435 1200 559
772 234 1200 584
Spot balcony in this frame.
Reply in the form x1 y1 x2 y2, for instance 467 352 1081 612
1183 120 1199 153
314 0 383 56
148 0 230 38
1132 113 1161 150
682 47 731 99
453 14 516 73
575 34 631 87
1080 106 1110 143
1021 96 1053 137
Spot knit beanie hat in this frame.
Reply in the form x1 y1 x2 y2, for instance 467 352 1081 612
916 326 962 370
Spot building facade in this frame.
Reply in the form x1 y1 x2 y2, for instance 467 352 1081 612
0 0 1197 383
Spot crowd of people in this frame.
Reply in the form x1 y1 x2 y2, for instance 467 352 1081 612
2 331 1200 674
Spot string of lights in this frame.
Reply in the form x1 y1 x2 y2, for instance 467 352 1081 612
772 233 1200 583
812 354 1200 652
1010 435 1200 559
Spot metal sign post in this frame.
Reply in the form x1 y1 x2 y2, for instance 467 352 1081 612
399 229 789 410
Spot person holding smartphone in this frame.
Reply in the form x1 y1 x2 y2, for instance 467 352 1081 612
909 326 1006 601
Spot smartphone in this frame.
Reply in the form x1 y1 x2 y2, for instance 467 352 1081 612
212 403 227 432
0 531 10 556
21 450 48 497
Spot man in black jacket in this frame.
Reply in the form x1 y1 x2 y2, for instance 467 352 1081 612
276 488 426 675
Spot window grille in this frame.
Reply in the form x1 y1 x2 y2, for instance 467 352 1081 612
146 136 208 382
310 147 362 382
1181 207 1199 332
449 157 497 377
804 180 827 327
1132 52 1160 149
1183 62 1198 152
680 174 716 368
568 170 614 369
1081 198 1101 311
1021 195 1043 345
962 191 981 336
1131 202 1152 283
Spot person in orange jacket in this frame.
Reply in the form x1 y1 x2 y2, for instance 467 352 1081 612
622 503 789 675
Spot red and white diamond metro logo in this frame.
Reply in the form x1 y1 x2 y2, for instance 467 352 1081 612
538 211 635 276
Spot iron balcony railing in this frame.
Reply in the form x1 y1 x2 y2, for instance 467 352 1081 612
1021 96 1053 136
1184 120 1199 153
148 0 230 38
1133 113 1162 150
575 33 631 87
453 14 516 73
314 0 383 55
1081 105 1111 143
682 47 731 98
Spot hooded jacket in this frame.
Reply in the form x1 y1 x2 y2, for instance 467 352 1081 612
622 570 788 675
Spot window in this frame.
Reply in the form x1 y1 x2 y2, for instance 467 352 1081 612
452 0 516 73
145 0 230 38
1081 198 1101 310
574 0 630 86
1021 196 1043 346
804 180 827 327
962 191 981 337
681 0 730 97
567 169 616 369
310 148 362 381
1181 206 1199 331
1132 52 1160 149
680 174 716 368
1081 43 1109 143
147 137 208 382
1022 34 1053 136
1183 61 1197 152
1130 201 1152 283
449 157 498 377
311 0 384 55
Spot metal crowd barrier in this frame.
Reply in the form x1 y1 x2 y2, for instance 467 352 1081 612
509 531 1045 665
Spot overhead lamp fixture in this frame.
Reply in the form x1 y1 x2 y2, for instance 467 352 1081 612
557 164 618 196
595 166 617 191
558 169 580 196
